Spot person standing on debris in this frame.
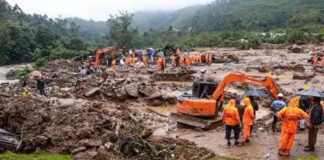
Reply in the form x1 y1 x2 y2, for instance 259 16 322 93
271 93 287 132
198 53 202 65
185 57 190 69
156 57 163 71
248 96 259 134
240 97 254 144
277 97 309 157
312 54 318 70
119 58 125 70
208 53 212 66
304 97 323 152
298 85 311 130
171 54 175 66
36 77 46 96
111 59 116 68
222 99 241 146
142 55 147 65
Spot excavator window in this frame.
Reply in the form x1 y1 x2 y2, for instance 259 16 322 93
192 81 218 99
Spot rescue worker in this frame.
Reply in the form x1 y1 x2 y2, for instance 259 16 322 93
179 56 184 66
248 96 259 133
304 97 323 152
271 93 287 132
162 57 166 72
131 54 136 64
222 99 241 146
125 56 130 65
208 53 212 66
277 97 309 156
22 88 30 98
198 53 202 65
142 55 147 65
156 57 163 71
171 54 176 66
111 59 116 68
240 97 254 144
36 78 46 96
185 57 190 69
205 52 209 65
313 54 318 70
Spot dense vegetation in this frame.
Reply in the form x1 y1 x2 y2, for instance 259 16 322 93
1 0 324 65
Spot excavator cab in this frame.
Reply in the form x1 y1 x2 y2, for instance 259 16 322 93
192 81 218 99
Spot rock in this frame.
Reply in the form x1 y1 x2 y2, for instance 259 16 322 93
258 66 269 73
5 69 17 80
34 135 48 145
146 92 162 100
293 64 305 72
115 87 127 100
293 72 314 80
85 87 101 97
147 99 164 106
104 142 113 150
272 69 284 75
77 127 92 139
74 148 97 160
95 146 110 160
71 146 87 155
139 86 159 97
291 45 303 53
125 83 139 98
81 139 102 147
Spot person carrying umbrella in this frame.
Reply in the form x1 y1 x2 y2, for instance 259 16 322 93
271 93 287 132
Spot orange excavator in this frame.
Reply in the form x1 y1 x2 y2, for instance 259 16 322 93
172 72 280 129
83 46 115 67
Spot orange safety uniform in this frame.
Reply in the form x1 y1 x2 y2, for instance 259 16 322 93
156 57 163 71
277 97 309 155
131 57 136 64
180 57 184 66
171 54 175 66
242 97 254 140
208 53 212 65
142 56 147 65
185 57 190 67
126 56 130 65
222 99 240 126
313 55 318 67
111 60 116 68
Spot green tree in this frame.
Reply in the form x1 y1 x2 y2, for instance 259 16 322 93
106 11 138 48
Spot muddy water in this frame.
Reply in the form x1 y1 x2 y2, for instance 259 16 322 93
0 64 31 83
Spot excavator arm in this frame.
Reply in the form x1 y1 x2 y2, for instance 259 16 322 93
211 72 280 108
84 46 115 67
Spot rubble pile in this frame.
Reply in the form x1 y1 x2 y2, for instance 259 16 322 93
0 97 214 160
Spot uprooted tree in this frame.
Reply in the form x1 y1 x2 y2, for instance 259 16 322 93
106 11 139 49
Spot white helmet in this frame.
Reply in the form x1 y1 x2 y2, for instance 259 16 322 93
278 93 284 97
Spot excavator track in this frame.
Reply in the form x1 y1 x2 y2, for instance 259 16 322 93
170 112 223 129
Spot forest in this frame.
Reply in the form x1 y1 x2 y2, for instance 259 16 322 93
1 0 324 65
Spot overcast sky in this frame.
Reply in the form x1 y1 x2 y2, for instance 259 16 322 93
7 0 213 21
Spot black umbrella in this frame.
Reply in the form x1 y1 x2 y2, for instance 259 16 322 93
243 89 268 97
296 89 324 98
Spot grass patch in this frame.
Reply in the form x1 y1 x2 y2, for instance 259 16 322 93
297 156 319 160
0 151 73 160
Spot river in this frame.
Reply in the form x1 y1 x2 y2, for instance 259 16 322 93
0 64 31 84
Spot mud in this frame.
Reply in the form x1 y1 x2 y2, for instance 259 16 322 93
0 43 323 160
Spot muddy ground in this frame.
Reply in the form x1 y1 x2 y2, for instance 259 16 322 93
0 43 323 160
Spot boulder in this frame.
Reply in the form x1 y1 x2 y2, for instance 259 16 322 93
5 69 16 80
139 86 159 97
124 83 139 98
291 45 303 53
293 72 314 80
85 87 101 97
95 146 110 160
258 66 270 73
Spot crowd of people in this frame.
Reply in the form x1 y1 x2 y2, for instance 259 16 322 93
221 85 324 157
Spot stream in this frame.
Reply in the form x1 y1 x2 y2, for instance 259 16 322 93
0 64 31 84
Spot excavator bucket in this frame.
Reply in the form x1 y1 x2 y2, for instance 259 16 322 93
170 112 223 129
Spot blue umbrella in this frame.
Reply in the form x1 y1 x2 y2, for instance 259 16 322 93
295 89 324 98
243 89 268 97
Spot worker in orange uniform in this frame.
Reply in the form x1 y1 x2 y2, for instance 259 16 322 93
156 57 163 71
131 54 136 64
125 56 130 65
222 99 241 146
180 56 184 66
111 59 116 68
313 54 318 70
208 53 212 66
142 55 147 65
205 52 209 65
162 57 166 72
185 57 190 69
171 54 176 66
277 97 309 157
240 97 254 145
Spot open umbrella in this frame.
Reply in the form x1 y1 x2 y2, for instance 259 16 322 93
243 89 268 97
296 89 324 98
